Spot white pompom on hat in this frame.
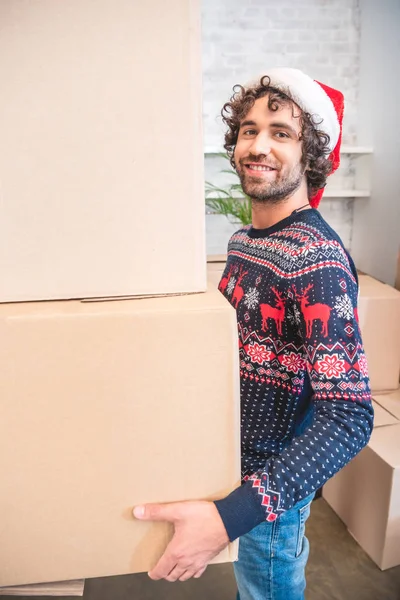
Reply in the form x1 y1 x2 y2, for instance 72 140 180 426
248 68 344 207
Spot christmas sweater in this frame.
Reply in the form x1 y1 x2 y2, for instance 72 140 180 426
214 208 374 542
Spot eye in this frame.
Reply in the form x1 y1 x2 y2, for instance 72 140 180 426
275 131 290 139
241 129 257 137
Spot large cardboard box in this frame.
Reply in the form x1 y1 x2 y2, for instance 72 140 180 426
0 0 206 302
0 289 240 586
358 275 400 392
323 401 400 570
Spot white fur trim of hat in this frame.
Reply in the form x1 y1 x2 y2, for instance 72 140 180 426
249 68 342 153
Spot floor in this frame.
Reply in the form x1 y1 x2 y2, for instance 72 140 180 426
3 499 400 600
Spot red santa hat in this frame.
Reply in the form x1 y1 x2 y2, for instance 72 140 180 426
251 68 344 208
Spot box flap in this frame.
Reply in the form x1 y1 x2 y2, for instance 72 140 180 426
372 400 399 427
372 390 400 420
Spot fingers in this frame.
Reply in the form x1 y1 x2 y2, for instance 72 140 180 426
193 565 207 579
168 566 207 582
178 570 196 582
165 566 187 582
148 549 177 580
148 549 206 582
154 566 205 582
133 503 178 522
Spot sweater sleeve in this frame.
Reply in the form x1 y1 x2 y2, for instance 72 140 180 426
215 256 374 541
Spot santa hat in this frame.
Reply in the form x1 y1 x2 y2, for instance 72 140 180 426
251 68 344 208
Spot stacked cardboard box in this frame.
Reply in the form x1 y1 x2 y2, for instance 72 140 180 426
207 256 228 289
0 0 240 592
0 0 206 302
358 275 400 392
0 291 240 587
323 392 400 570
323 278 400 570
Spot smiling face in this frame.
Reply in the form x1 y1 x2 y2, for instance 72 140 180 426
234 94 307 204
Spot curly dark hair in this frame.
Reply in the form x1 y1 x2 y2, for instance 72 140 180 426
221 76 333 199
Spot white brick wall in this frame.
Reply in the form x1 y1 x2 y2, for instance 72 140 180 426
201 0 362 255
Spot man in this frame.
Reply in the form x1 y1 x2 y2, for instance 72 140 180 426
133 68 374 599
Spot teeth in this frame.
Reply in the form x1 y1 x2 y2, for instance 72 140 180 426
248 165 273 171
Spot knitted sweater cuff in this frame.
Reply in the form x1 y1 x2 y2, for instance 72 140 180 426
214 482 265 541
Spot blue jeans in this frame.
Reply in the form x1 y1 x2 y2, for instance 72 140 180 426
234 493 315 600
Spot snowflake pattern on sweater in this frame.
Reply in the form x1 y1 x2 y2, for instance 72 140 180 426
214 209 374 542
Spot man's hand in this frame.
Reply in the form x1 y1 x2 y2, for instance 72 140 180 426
133 500 229 582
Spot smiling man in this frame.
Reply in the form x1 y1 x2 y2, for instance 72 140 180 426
234 109 305 203
134 68 374 600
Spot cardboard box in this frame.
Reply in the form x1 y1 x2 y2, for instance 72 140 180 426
0 580 84 597
372 389 400 420
358 275 400 392
0 289 240 586
0 0 206 302
370 398 399 427
207 257 227 288
207 255 228 264
323 402 400 570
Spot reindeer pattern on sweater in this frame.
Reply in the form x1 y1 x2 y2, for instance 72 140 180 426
214 209 373 542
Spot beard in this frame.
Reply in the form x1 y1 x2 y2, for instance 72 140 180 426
236 156 305 205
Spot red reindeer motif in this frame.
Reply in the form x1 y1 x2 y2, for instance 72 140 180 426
219 265 234 294
260 287 286 335
293 283 331 338
232 266 249 308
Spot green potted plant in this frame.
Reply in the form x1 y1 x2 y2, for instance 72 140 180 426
205 153 252 226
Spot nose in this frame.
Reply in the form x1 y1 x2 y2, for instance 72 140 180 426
249 132 272 157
